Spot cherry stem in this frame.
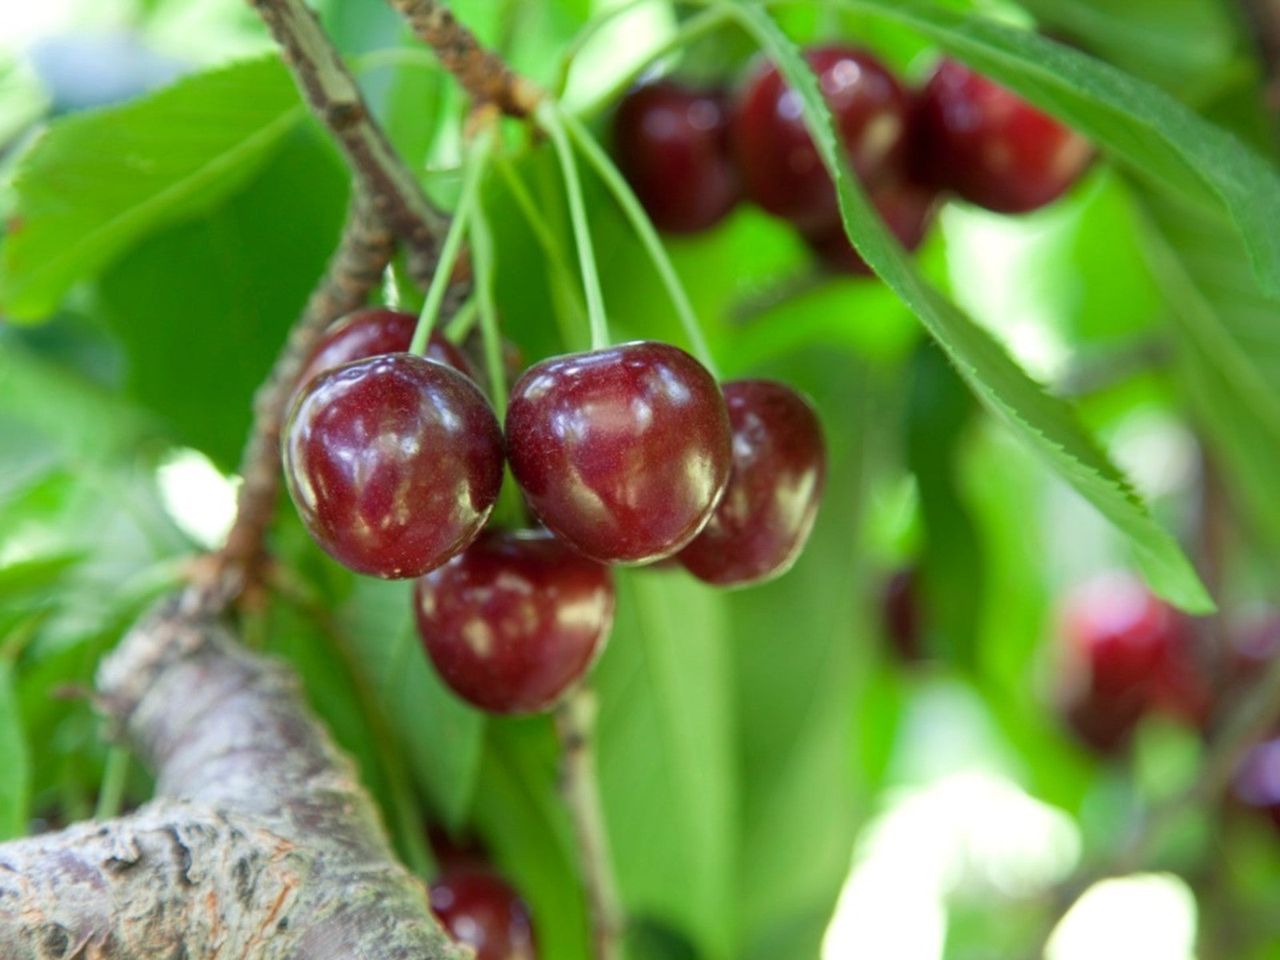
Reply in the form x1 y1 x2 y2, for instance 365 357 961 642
409 125 496 356
537 100 612 352
555 688 625 960
468 190 507 420
443 296 480 342
561 109 720 377
94 746 130 821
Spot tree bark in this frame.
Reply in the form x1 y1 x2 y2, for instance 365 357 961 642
0 600 467 959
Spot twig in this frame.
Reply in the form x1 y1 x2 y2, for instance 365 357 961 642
555 690 625 960
385 0 543 117
246 0 449 281
1236 0 1280 122
206 196 394 611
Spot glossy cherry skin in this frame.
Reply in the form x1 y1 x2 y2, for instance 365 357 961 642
505 341 732 564
912 59 1093 214
296 308 474 392
415 531 615 714
614 80 740 234
678 380 825 587
430 868 538 960
804 179 940 276
732 45 912 232
283 353 504 578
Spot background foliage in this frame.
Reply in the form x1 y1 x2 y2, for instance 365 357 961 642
2 0 1280 957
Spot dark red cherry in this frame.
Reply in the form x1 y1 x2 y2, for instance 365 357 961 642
1063 574 1180 700
415 530 614 714
613 80 740 234
678 380 825 586
296 307 474 393
505 341 732 564
804 178 939 276
1061 685 1145 756
430 868 537 960
282 353 504 578
912 59 1093 214
1232 737 1280 830
732 45 912 232
882 568 926 663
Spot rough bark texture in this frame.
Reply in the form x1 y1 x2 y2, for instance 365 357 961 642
386 0 542 117
0 602 468 960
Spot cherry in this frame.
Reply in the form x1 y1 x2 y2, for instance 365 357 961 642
613 80 740 234
731 45 912 232
429 868 537 960
282 353 504 578
296 307 475 393
678 380 825 587
912 59 1092 214
1232 737 1280 830
882 568 926 663
415 530 614 714
1062 685 1146 756
505 341 732 564
1063 574 1180 700
804 178 939 276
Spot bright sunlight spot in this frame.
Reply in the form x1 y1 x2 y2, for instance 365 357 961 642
561 0 677 112
824 683 1080 959
1046 874 1198 960
156 448 239 549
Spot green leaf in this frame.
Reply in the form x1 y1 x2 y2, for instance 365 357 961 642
0 659 30 839
1133 187 1280 557
830 0 1280 299
729 2 1212 614
1 55 303 320
96 128 349 468
594 570 736 959
340 578 486 833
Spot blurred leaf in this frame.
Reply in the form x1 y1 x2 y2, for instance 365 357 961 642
472 719 591 960
0 659 29 840
723 349 870 955
836 0 1280 299
1 56 303 320
593 569 735 959
340 578 486 832
907 343 984 668
96 128 349 468
1132 186 1280 559
735 3 1212 613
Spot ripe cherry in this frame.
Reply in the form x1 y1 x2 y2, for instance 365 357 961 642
731 45 912 232
679 380 825 587
1063 574 1180 700
912 59 1092 214
882 568 926 663
415 530 615 714
804 179 939 276
1062 686 1146 756
613 80 740 234
505 341 732 564
296 307 474 392
1232 737 1280 830
430 868 537 960
283 353 504 578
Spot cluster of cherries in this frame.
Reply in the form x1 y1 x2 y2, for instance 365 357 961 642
427 830 538 960
283 308 827 715
614 47 1092 271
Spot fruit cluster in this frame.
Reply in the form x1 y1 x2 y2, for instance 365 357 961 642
614 48 1092 273
283 308 827 714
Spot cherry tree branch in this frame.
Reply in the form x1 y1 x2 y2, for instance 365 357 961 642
385 0 543 117
245 0 449 283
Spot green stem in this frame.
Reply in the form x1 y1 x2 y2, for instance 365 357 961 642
444 297 480 342
95 746 130 821
410 125 495 356
468 195 507 420
560 109 718 376
536 100 611 352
